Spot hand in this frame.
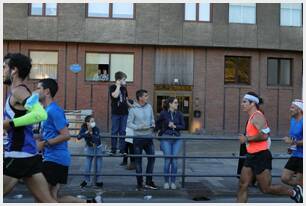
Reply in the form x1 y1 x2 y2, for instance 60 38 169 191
168 122 174 128
283 136 293 145
3 120 10 130
37 140 45 151
239 134 247 144
151 123 155 128
116 80 121 87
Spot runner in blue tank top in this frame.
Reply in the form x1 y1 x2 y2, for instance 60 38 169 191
3 53 57 202
282 99 303 188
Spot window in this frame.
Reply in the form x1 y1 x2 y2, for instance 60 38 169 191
85 53 134 82
30 51 58 79
267 58 292 86
229 3 256 24
88 3 109 17
280 4 302 27
184 3 210 21
225 56 251 84
87 3 134 18
30 3 57 16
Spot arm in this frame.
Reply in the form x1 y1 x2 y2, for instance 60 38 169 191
150 106 155 127
77 127 89 140
247 114 269 142
283 136 303 146
4 91 47 130
111 81 121 98
127 109 140 130
38 127 70 151
174 112 185 130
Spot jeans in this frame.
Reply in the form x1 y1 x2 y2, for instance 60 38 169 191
111 114 128 153
84 146 103 183
123 142 135 164
134 138 155 186
160 139 182 183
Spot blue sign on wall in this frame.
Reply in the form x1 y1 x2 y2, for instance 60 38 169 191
70 64 81 73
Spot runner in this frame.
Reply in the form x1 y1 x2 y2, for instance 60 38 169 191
35 78 102 203
237 92 303 203
281 99 303 187
3 53 57 202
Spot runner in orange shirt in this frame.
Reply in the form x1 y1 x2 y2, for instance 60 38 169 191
237 92 302 203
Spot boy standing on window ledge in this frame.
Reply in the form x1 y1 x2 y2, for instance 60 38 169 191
109 71 132 166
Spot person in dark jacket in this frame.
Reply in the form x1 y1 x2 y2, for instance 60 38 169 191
155 97 185 190
78 115 103 188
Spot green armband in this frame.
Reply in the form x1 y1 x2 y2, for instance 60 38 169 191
12 102 47 127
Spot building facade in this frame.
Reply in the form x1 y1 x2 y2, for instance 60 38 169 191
3 3 303 136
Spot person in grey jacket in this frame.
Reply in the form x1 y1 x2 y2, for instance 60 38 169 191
127 89 157 191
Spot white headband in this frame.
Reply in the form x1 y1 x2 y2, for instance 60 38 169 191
244 94 259 104
292 99 303 111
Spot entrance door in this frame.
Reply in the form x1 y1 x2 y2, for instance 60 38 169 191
154 86 192 131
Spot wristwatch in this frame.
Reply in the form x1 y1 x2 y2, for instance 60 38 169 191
43 140 51 148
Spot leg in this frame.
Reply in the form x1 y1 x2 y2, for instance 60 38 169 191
96 147 103 183
160 140 171 183
84 147 93 183
295 173 303 186
119 115 128 153
171 139 182 183
134 140 143 186
144 140 155 184
111 115 120 152
23 173 57 202
237 166 254 203
256 169 291 196
130 143 135 164
281 168 297 186
3 175 18 196
50 184 86 203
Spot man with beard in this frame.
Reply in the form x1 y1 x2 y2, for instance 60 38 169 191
3 53 56 202
281 100 303 187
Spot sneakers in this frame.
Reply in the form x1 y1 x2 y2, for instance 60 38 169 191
145 181 158 190
80 180 88 188
163 182 170 190
92 195 103 203
170 183 177 190
291 185 303 203
95 182 103 187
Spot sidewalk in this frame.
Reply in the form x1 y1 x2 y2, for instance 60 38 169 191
4 134 294 203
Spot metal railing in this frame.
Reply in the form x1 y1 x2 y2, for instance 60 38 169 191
69 135 289 188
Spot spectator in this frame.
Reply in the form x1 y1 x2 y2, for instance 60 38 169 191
127 89 157 191
155 97 185 190
109 71 132 167
78 115 104 188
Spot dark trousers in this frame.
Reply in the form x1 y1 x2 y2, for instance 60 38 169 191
134 138 155 186
123 142 135 164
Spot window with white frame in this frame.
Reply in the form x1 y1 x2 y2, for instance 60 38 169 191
30 51 58 79
85 53 134 82
87 3 134 18
30 3 57 16
184 3 210 21
229 3 256 24
280 3 302 27
110 54 134 81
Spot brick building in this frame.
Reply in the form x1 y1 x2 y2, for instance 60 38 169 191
3 3 303 136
